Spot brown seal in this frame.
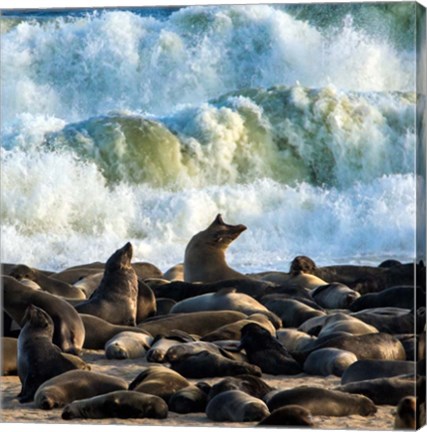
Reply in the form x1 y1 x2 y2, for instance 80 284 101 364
3 276 85 354
184 214 248 283
75 242 139 326
394 396 417 429
2 337 18 376
17 305 88 403
61 390 168 420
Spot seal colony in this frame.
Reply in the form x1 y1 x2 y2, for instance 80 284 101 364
1 214 425 429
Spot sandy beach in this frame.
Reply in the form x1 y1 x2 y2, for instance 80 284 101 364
1 348 397 430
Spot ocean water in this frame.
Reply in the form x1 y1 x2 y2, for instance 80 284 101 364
0 4 418 273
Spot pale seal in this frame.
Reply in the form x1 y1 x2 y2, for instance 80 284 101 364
104 331 153 360
311 282 360 309
303 348 358 376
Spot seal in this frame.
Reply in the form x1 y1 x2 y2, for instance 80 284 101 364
311 283 360 309
169 350 262 378
260 296 325 328
239 323 301 375
146 331 197 363
2 337 18 376
200 313 276 342
61 390 168 420
3 276 85 354
206 390 270 422
170 289 281 327
350 286 419 311
276 329 317 352
50 262 105 283
336 376 415 405
17 305 88 403
257 405 314 427
168 384 210 414
163 263 184 281
9 264 86 299
128 365 190 402
341 359 417 384
72 272 103 298
80 314 152 350
75 242 139 326
136 280 157 323
165 341 239 363
184 214 248 283
267 386 377 416
34 370 128 410
104 331 153 360
138 310 248 338
394 396 417 429
303 348 358 377
207 374 273 401
293 332 406 363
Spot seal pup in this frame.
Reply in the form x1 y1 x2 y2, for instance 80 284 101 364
206 390 270 422
394 396 417 429
239 323 301 375
303 348 358 377
311 283 360 309
165 341 239 363
9 264 86 299
80 314 151 350
168 384 210 413
146 331 197 363
17 305 88 403
34 370 128 409
184 214 248 283
3 276 85 354
341 359 416 384
62 390 168 420
129 365 190 402
75 242 139 326
104 331 153 360
169 350 262 378
2 337 18 376
276 329 317 352
336 376 416 405
257 405 314 427
267 386 377 416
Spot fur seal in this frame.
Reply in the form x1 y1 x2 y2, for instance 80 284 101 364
75 243 139 326
276 329 317 352
146 331 197 363
168 384 210 414
128 365 190 402
165 341 238 363
9 264 86 299
200 313 276 342
184 214 248 283
260 296 325 328
293 332 406 363
303 348 358 376
336 376 415 405
3 276 85 354
239 323 301 375
341 359 417 384
163 263 184 281
257 405 314 427
61 390 168 420
394 396 417 429
169 350 262 378
138 310 247 338
35 370 128 409
17 305 88 403
72 272 103 298
208 374 273 401
80 314 151 350
206 390 270 422
104 331 153 360
2 337 18 376
311 283 360 309
267 386 377 416
350 286 418 311
170 289 281 327
136 280 157 323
